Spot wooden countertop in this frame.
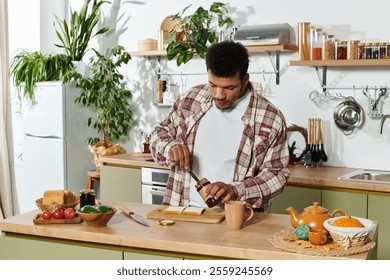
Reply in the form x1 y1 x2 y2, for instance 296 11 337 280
101 153 390 194
0 202 374 260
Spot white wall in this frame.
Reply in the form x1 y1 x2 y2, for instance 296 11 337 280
8 0 390 176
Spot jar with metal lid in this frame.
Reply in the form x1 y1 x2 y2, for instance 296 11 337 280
322 34 335 60
386 42 390 58
358 42 365 59
372 42 380 59
298 22 311 60
347 40 360 60
335 41 347 60
364 43 372 59
310 27 322 60
379 42 386 59
80 189 96 208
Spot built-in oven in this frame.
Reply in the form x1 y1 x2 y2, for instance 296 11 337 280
141 167 170 205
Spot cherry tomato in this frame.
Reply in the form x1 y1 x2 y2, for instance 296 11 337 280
52 208 64 219
64 208 75 219
42 211 52 220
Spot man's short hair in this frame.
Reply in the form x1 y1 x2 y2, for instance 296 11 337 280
205 41 249 80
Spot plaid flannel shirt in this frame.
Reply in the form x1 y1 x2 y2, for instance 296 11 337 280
149 83 289 212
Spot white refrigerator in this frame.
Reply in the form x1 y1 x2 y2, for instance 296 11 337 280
16 81 96 213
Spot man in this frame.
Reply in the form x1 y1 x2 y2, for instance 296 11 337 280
150 41 289 212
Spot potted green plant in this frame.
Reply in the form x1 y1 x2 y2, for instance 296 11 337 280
10 51 73 101
69 45 133 170
54 0 110 62
166 2 234 66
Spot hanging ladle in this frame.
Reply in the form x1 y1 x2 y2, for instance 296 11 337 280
317 118 328 162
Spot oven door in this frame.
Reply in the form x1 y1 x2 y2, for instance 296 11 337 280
141 184 166 205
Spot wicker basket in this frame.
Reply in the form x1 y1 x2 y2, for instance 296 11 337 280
324 216 375 249
35 197 80 212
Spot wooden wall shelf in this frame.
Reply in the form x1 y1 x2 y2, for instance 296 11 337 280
290 59 390 67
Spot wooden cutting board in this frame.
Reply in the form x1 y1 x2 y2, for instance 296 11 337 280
147 206 225 224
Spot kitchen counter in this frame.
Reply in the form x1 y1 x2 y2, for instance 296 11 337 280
0 202 376 260
100 153 390 194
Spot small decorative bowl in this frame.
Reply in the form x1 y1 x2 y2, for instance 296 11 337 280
77 208 117 227
323 216 375 249
35 197 80 212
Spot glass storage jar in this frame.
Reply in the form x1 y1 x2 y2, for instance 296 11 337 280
310 27 323 60
386 42 390 58
364 43 372 59
358 42 365 59
347 40 360 60
379 42 386 59
298 22 311 60
335 41 347 60
372 42 380 59
322 34 335 60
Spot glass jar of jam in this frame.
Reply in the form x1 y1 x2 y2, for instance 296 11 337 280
80 189 96 208
195 178 222 208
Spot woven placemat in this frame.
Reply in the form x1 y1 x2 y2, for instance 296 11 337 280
268 229 376 257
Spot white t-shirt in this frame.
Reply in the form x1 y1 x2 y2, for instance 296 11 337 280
189 90 251 207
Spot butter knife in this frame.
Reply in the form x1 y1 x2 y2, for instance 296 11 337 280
120 206 151 227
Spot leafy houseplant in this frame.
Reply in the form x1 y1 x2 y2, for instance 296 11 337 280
166 2 233 66
54 0 110 61
70 45 133 169
10 51 73 101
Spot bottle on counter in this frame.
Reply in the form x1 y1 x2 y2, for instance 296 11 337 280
310 27 323 60
298 22 311 61
195 178 222 208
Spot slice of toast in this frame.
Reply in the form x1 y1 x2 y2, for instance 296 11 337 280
182 206 205 216
163 206 186 214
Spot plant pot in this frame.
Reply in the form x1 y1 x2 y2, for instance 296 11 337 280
143 143 151 153
89 142 123 170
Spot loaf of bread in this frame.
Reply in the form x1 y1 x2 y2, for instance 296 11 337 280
42 190 65 205
182 207 205 216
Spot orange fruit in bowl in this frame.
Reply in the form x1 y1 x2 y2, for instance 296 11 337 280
332 215 364 227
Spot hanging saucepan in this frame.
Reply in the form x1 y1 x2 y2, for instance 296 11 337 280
333 97 365 135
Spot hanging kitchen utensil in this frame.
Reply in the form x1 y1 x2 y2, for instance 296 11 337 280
334 97 365 135
317 118 328 162
310 118 320 162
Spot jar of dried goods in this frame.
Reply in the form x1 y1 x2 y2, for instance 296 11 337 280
322 34 335 60
386 42 390 58
358 42 365 59
335 41 347 60
372 42 380 59
310 27 323 60
379 42 386 59
298 22 311 60
347 40 360 60
365 43 372 59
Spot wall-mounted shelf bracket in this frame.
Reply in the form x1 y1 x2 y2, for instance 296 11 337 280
267 51 280 85
148 56 162 79
315 66 327 92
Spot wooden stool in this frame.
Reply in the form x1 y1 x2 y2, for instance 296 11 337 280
86 170 100 190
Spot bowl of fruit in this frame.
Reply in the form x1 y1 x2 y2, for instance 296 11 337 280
323 215 375 248
77 205 116 227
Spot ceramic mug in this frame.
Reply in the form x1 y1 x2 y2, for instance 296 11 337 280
308 228 328 245
225 201 254 230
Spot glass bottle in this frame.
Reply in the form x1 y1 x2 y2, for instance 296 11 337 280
386 42 390 58
310 27 323 60
195 178 222 208
298 22 311 60
335 41 347 60
347 40 360 60
358 42 365 59
322 34 335 60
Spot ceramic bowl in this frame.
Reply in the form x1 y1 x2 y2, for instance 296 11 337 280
77 208 117 227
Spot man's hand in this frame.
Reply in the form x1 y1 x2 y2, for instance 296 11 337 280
205 181 237 203
168 144 190 170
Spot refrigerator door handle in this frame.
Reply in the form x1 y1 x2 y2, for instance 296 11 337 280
25 133 62 139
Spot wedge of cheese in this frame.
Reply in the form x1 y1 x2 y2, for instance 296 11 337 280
182 207 205 216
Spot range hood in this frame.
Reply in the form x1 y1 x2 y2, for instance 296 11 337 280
233 23 296 45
